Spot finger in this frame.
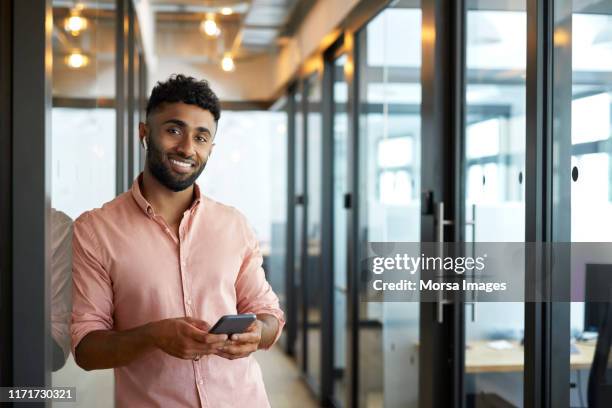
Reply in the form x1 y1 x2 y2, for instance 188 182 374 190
216 346 252 359
204 333 228 344
245 321 260 332
184 339 225 356
188 341 224 356
185 317 210 331
193 320 211 331
230 332 259 343
183 325 209 343
221 343 255 355
203 341 227 352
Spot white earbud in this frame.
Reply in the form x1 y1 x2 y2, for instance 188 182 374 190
143 138 148 151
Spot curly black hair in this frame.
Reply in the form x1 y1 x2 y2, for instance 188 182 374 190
146 74 221 122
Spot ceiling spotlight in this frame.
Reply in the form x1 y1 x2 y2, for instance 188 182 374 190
221 54 235 72
64 8 88 36
201 14 220 37
65 51 89 69
220 7 233 16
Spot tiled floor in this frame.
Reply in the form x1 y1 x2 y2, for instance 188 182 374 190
255 346 320 408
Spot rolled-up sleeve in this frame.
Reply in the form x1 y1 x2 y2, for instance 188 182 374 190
235 213 285 348
71 213 114 356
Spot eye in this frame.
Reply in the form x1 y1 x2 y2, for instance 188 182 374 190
196 135 208 143
167 127 181 135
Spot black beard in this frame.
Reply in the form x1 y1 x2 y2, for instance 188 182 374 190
146 136 207 192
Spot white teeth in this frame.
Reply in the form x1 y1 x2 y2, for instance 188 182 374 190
170 159 192 168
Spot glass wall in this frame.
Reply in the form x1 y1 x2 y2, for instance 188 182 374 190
333 53 349 406
305 73 323 390
463 2 527 407
50 1 118 406
357 4 422 407
277 1 612 407
563 1 612 406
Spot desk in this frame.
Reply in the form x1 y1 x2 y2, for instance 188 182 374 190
465 340 595 373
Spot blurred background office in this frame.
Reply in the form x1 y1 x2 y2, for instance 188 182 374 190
2 0 612 407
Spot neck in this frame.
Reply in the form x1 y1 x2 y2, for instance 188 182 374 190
140 167 195 225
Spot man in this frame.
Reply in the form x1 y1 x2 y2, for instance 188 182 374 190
71 74 285 407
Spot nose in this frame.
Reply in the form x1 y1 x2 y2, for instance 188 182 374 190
175 134 196 158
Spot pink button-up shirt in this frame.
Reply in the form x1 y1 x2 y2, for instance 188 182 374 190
71 173 285 407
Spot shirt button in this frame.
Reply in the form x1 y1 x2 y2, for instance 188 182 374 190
198 379 204 385
146 207 152 215
186 298 192 305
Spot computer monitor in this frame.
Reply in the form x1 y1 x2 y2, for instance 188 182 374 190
584 264 612 332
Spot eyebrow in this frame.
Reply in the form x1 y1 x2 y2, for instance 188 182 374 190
162 119 212 134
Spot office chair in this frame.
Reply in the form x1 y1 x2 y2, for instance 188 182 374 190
587 297 612 407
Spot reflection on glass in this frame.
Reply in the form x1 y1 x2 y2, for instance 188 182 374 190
464 3 526 407
50 208 73 372
50 1 117 405
333 54 349 405
357 4 421 407
567 2 612 407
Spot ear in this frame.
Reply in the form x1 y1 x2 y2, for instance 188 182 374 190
138 122 148 148
209 143 216 157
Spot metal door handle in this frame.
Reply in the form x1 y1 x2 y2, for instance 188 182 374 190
466 302 476 322
436 201 453 323
436 201 454 242
465 203 477 321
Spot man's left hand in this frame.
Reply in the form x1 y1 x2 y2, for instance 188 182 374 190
215 320 263 360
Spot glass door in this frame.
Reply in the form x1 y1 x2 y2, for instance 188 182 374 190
555 1 612 406
50 1 120 405
462 2 527 407
356 3 422 407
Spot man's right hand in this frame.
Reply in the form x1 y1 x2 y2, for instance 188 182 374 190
148 317 228 360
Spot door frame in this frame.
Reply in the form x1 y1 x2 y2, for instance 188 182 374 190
11 0 54 393
0 0 14 389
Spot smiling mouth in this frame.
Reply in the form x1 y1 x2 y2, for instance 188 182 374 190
169 158 195 174
170 158 194 167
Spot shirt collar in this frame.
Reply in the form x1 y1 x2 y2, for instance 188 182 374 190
131 172 203 218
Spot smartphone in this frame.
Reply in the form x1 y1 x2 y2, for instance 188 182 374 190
209 313 257 335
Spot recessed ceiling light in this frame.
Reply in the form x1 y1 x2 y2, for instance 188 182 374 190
200 15 221 37
65 51 89 69
64 9 88 36
221 54 235 72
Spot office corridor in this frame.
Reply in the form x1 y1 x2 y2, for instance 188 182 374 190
4 1 612 407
